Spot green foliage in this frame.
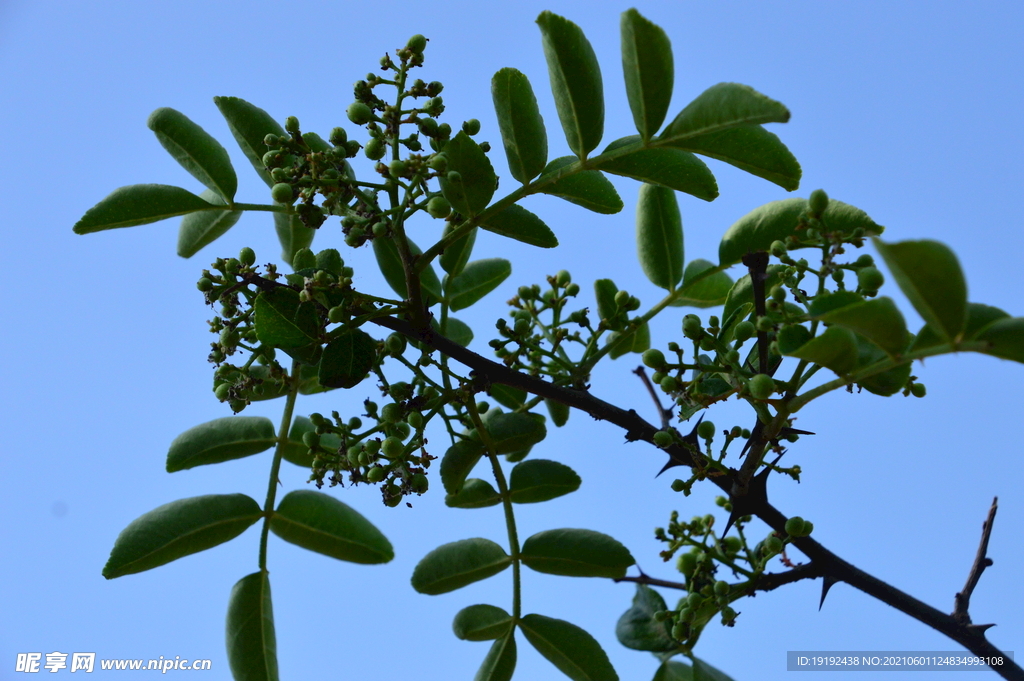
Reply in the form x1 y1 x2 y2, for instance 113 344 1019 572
75 9 1024 681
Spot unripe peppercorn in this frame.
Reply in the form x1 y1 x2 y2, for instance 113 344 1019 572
565 283 580 297
411 473 429 494
197 277 214 292
857 266 885 291
380 403 402 424
407 411 424 430
770 240 788 258
670 479 685 492
614 290 630 308
214 383 231 401
911 382 927 398
406 34 427 53
426 196 451 219
697 420 716 440
785 516 805 536
364 137 385 160
765 535 784 554
284 116 300 134
239 247 256 266
329 127 348 146
756 316 774 333
653 430 673 448
748 373 775 400
682 315 703 339
366 466 386 483
302 432 320 449
385 333 406 356
660 375 680 392
642 349 666 369
714 580 730 597
808 188 829 216
270 182 293 204
347 102 373 125
733 320 755 343
855 254 875 268
462 119 481 135
676 551 698 576
381 436 404 459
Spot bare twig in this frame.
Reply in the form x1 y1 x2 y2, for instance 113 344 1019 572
633 365 672 429
953 497 999 626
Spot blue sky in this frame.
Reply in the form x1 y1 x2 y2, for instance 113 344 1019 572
1 1 1022 680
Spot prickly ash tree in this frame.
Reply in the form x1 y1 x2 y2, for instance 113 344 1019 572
75 9 1023 681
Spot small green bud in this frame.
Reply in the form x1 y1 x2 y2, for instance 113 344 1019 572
263 133 280 147
770 285 786 302
671 623 686 640
697 420 716 440
364 137 385 160
555 269 571 286
802 521 814 536
407 411 424 430
446 170 462 184
366 466 386 483
857 266 885 291
670 479 685 492
462 118 481 135
270 182 294 204
650 371 665 385
808 188 829 217
733 320 755 343
653 430 674 448
316 248 344 276
284 116 300 134
686 593 703 609
831 268 845 283
723 537 742 554
748 374 775 400
372 222 388 238
911 382 927 398
756 316 774 333
347 101 373 125
565 283 580 297
678 606 694 623
364 439 381 455
427 152 447 172
642 349 666 369
721 606 737 623
614 290 630 308
385 333 406 356
214 383 231 401
426 195 451 219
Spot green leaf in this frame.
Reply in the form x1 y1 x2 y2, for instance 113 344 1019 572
446 479 503 509
817 297 909 357
620 9 673 141
102 494 262 578
274 209 315 266
596 137 717 201
785 325 859 375
537 11 604 159
636 183 684 290
442 317 474 347
974 317 1024 364
440 225 477 277
720 266 783 328
253 288 317 348
518 614 619 681
693 658 736 681
214 96 284 188
372 236 442 304
654 661 694 681
718 197 884 266
807 290 863 318
661 82 789 141
438 131 497 216
440 440 485 494
74 184 215 234
667 123 801 191
538 156 623 214
448 259 512 311
147 107 237 203
490 385 528 410
854 334 912 396
670 259 733 308
608 322 651 359
176 189 242 258
475 631 517 681
269 490 393 564
509 459 581 503
166 416 276 472
594 278 620 326
453 604 513 641
914 302 1009 351
521 528 634 578
616 584 677 652
480 204 559 248
411 538 511 595
545 398 570 427
226 571 278 681
318 328 377 389
874 239 967 343
484 411 547 454
492 68 548 183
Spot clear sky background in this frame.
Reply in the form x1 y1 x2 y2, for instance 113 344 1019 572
2 1 1022 680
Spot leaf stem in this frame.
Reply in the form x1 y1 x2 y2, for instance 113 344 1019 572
258 358 301 572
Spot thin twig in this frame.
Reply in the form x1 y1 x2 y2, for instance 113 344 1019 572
953 497 999 625
633 366 672 429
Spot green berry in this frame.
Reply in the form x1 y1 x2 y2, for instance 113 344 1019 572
329 127 348 146
411 473 429 494
462 118 481 135
733 320 755 343
676 551 698 577
756 316 774 333
406 34 427 53
682 315 703 340
407 411 424 430
385 333 406 356
857 266 885 291
381 436 404 459
614 290 630 308
653 430 673 448
238 247 256 266
784 516 805 536
427 152 447 171
380 403 402 424
270 182 293 204
686 593 703 609
808 188 829 217
911 383 927 398
748 373 775 400
802 521 814 536
770 240 788 258
670 479 685 492
214 383 231 401
364 439 381 455
678 606 694 623
855 254 875 268
765 535 784 554
723 536 742 554
721 606 737 623
426 195 451 219
714 580 730 597
446 170 462 184
697 420 716 440
347 102 373 125
364 137 385 160
660 375 680 392
284 116 300 134
366 466 386 483
388 160 406 177
302 432 320 449
642 349 666 369
671 623 686 640
197 277 214 292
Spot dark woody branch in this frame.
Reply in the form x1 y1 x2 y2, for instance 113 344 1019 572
371 314 1022 680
